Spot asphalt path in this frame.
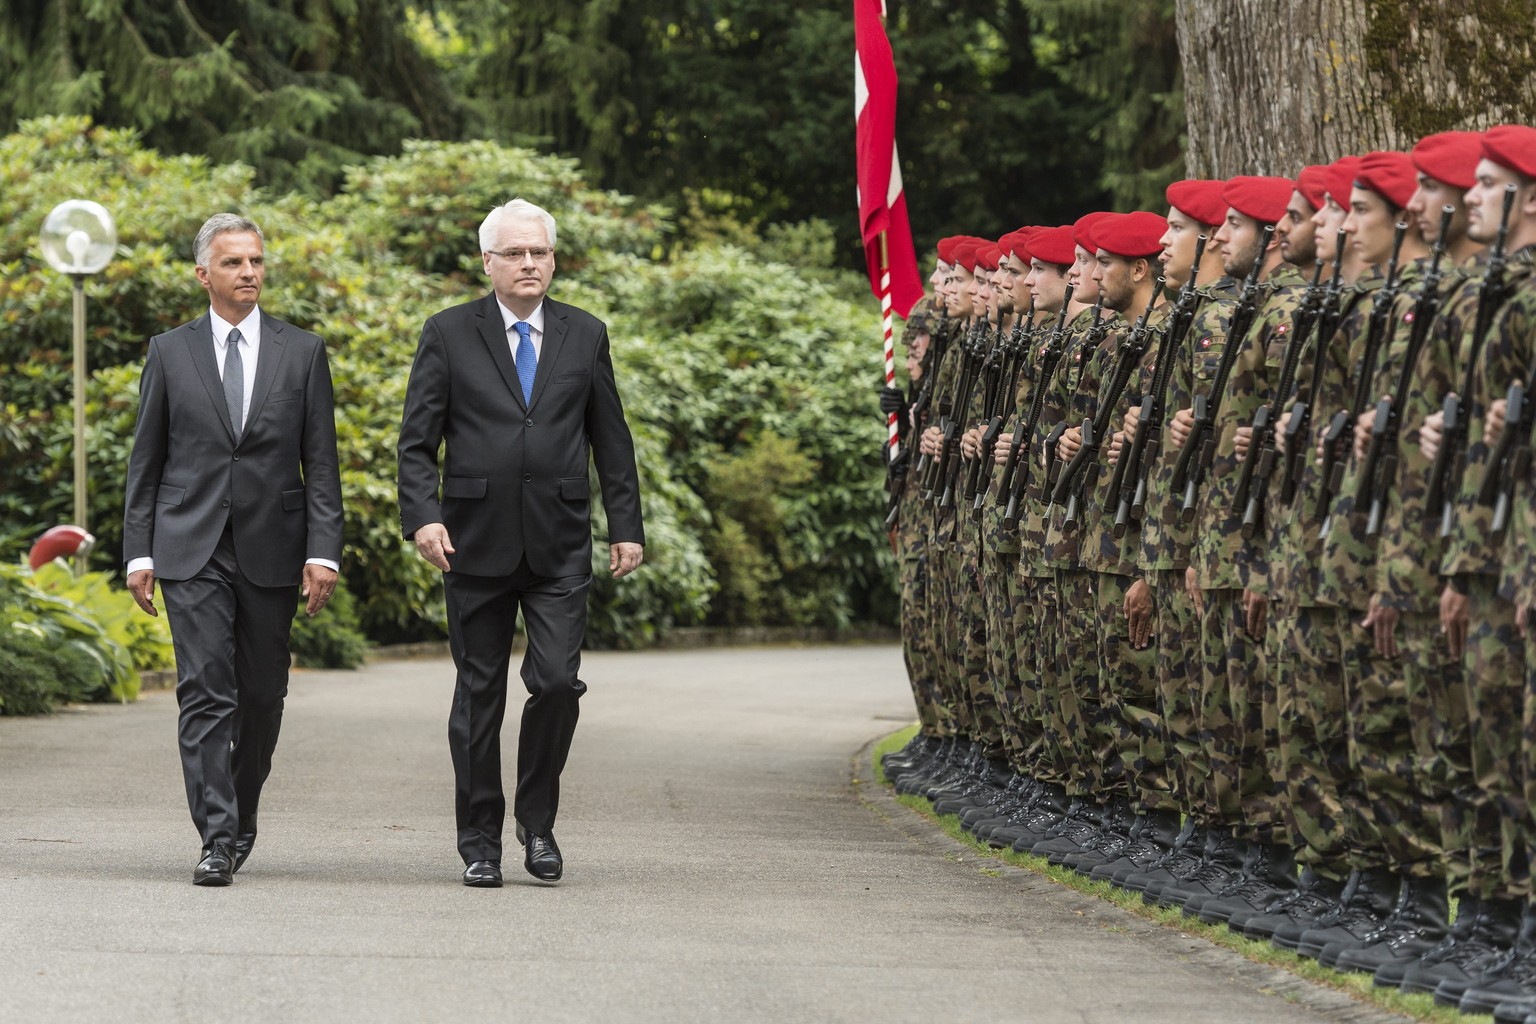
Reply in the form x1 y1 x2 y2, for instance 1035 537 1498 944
0 646 1408 1023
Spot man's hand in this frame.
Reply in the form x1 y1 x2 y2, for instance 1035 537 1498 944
1441 582 1470 659
1058 425 1083 461
1121 405 1141 441
1125 577 1154 650
413 523 456 572
127 568 157 617
1234 425 1254 461
1185 565 1205 618
1107 429 1126 466
1243 588 1267 639
1276 409 1293 456
920 425 943 457
960 425 983 460
1169 407 1196 448
1485 397 1509 445
1419 407 1446 462
610 542 644 578
302 564 339 617
1361 593 1399 659
993 432 1014 465
1353 404 1381 460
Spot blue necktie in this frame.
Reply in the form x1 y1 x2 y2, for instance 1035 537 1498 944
513 321 536 404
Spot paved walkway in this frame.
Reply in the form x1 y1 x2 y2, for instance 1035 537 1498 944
0 646 1407 1023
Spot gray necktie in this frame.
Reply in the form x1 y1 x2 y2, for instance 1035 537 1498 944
224 327 244 436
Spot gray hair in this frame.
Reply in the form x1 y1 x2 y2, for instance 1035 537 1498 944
194 214 264 268
479 199 558 252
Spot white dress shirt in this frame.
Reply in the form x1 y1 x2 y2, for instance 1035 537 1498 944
126 306 338 576
496 297 546 365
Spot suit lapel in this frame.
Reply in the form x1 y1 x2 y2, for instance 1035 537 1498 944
185 314 238 442
244 313 289 440
476 294 525 410
527 301 567 411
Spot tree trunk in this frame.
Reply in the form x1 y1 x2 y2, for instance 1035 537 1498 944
1177 0 1536 178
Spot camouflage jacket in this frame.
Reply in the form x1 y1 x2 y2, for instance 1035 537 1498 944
1043 307 1120 570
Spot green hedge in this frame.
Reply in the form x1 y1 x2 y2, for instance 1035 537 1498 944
0 116 897 651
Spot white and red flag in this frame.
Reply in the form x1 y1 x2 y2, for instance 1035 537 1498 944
855 0 921 463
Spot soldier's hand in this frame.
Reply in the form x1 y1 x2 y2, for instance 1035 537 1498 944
1234 426 1254 461
1361 594 1399 659
1275 410 1293 456
1121 405 1141 441
920 425 943 457
960 426 983 460
1058 426 1082 461
127 568 157 617
1484 398 1508 445
1107 430 1126 466
413 523 456 572
1125 577 1154 650
1354 404 1380 460
1169 407 1196 448
1242 588 1267 639
878 385 906 416
993 433 1013 465
1418 408 1446 462
1440 582 1470 659
1185 565 1204 618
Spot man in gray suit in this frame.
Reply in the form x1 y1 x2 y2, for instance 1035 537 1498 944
397 198 644 887
124 214 344 886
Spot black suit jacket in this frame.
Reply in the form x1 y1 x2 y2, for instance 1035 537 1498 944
396 293 644 578
123 312 344 586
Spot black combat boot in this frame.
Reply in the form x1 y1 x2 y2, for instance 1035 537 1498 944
1061 798 1139 873
1197 841 1298 927
1328 875 1449 974
1024 797 1104 859
1288 866 1397 958
1398 895 1521 996
1243 868 1347 941
990 783 1068 849
1092 808 1181 885
1119 818 1204 896
1372 893 1479 988
934 758 1012 817
1453 902 1536 1014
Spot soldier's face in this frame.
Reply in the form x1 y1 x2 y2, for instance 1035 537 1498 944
1026 260 1068 311
1094 252 1133 313
905 346 923 383
1215 209 1264 278
947 267 975 317
1006 254 1033 310
990 268 1014 314
1071 245 1101 304
1344 186 1398 267
929 260 948 290
1464 159 1533 245
1312 197 1348 264
1279 190 1318 266
974 269 995 319
1408 173 1468 247
1158 206 1200 290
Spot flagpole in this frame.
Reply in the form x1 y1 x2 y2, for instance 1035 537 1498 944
880 231 899 463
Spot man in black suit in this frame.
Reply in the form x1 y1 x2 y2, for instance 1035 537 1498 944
397 198 644 887
124 214 344 886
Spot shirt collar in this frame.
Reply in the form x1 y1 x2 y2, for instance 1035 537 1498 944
210 306 262 348
495 297 545 337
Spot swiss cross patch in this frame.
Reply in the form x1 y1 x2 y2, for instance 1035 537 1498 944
1276 324 1289 334
1200 337 1213 349
1404 311 1415 323
1074 351 1082 362
1040 345 1049 357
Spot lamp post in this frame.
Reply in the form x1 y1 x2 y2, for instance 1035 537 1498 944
39 200 117 573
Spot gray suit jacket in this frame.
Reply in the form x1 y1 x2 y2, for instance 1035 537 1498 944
396 293 644 578
123 312 344 586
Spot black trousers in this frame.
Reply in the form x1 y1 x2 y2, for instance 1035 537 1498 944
160 524 297 849
445 561 590 864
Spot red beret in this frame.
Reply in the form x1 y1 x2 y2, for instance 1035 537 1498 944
1296 164 1331 211
953 240 982 274
1355 151 1418 209
1222 175 1295 225
1165 179 1229 228
1412 131 1484 190
1093 211 1169 259
1325 156 1362 208
1072 212 1114 253
1482 124 1536 180
975 245 1001 272
997 230 1028 262
935 236 964 264
1028 225 1077 268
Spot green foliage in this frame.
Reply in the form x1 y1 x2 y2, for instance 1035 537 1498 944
288 578 370 670
28 560 173 672
0 118 899 654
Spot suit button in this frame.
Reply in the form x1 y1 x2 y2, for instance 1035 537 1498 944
221 499 231 508
233 454 240 461
525 418 533 427
523 474 532 482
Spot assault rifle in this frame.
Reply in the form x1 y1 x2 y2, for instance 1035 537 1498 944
936 319 999 512
908 308 952 480
1000 284 1076 531
922 317 985 500
1318 221 1408 536
1112 234 1208 538
1277 231 1350 508
1171 225 1275 520
1359 206 1456 535
1041 295 1109 507
966 303 1035 517
1478 366 1535 537
1235 261 1325 537
1052 281 1164 528
1427 184 1520 536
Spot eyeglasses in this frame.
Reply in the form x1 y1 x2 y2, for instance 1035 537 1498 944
486 247 554 262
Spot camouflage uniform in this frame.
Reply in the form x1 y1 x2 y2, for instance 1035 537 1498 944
924 322 974 740
1443 251 1536 901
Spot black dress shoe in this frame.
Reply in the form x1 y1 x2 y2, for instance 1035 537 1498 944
517 823 563 882
232 828 256 873
462 860 503 887
193 843 234 886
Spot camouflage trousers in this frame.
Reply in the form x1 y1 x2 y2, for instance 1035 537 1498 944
1096 572 1169 812
928 532 972 739
899 540 947 736
1027 572 1076 789
1338 607 1444 876
1455 578 1530 901
1395 610 1469 882
1012 573 1050 778
1151 568 1205 820
1201 588 1284 843
944 533 1004 757
1055 568 1113 798
1272 602 1371 879
982 543 1027 769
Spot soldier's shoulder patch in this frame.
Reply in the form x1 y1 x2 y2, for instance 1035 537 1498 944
1404 311 1415 323
1275 323 1288 334
1200 337 1213 349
